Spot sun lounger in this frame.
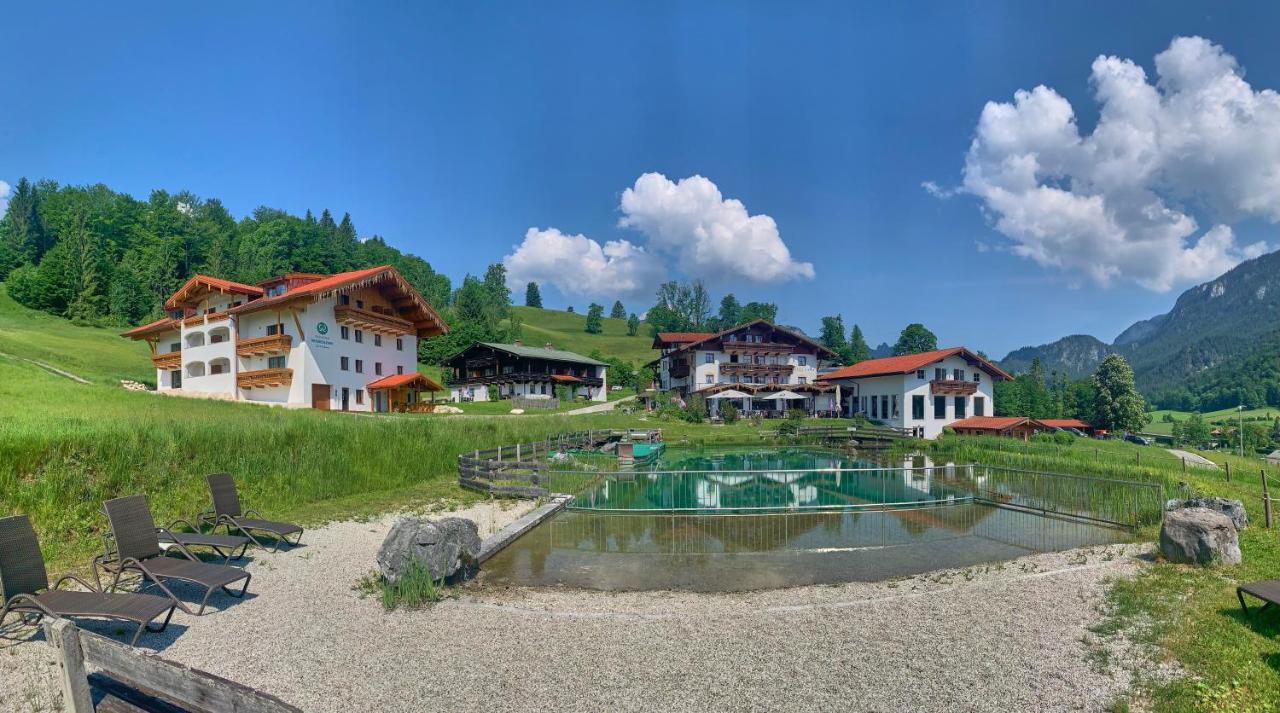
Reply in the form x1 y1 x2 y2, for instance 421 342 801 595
196 473 303 553
1 515 176 646
97 495 251 616
1237 579 1280 617
98 508 251 565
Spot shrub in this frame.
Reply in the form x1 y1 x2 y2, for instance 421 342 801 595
721 401 739 424
1031 432 1055 444
787 407 806 421
1052 430 1075 445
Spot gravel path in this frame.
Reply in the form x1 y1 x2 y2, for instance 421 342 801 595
2 503 1152 713
1167 449 1218 469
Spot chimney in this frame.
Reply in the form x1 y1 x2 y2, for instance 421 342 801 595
513 339 523 346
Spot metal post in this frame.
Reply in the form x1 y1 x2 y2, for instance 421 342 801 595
1225 461 1231 482
1262 469 1273 529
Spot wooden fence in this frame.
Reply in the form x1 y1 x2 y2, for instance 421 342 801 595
457 429 663 497
45 618 299 713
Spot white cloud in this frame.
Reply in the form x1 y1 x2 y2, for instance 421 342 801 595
954 36 1273 291
922 180 956 199
502 227 665 300
0 180 10 215
619 173 814 283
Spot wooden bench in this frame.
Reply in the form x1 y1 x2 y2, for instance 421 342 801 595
44 619 299 713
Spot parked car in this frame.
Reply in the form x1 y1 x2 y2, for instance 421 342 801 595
1065 427 1088 437
1124 433 1152 446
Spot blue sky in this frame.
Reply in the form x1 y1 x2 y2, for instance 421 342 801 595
4 1 1280 357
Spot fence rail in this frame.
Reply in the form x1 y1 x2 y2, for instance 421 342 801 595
457 429 663 496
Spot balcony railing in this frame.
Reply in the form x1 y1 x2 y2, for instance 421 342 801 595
930 379 978 396
237 367 293 389
182 311 230 327
723 342 796 354
720 362 796 374
151 351 181 370
333 305 414 335
236 334 292 357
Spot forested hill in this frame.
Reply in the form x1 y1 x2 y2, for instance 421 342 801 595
0 178 452 327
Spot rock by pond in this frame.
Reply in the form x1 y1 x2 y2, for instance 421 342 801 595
1164 496 1248 530
1158 507 1241 566
377 516 482 583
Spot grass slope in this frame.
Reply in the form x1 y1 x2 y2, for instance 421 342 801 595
507 306 657 366
0 284 154 384
1147 406 1280 435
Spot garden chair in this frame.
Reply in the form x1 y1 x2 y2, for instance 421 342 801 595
97 496 251 616
1237 579 1280 618
1 515 176 646
196 473 303 553
98 507 251 565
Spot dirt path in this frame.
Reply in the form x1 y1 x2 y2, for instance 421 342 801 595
1167 449 1219 469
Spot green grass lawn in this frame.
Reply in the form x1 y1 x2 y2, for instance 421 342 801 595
505 305 657 366
448 387 635 415
1147 406 1280 435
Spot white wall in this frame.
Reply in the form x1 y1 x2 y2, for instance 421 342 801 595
831 354 997 439
292 296 420 412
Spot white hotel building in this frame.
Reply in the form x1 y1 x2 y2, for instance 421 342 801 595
817 347 1012 438
123 266 448 412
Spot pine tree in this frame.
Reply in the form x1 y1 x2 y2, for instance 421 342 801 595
893 323 937 355
627 313 640 336
585 303 604 334
819 315 852 364
717 294 742 330
849 324 870 363
610 300 626 320
1092 354 1148 433
525 281 543 308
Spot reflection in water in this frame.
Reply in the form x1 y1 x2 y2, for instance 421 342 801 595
483 447 1139 591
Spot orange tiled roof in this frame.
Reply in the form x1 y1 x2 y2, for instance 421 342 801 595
818 347 1012 381
654 331 715 344
121 317 179 339
550 374 583 383
164 275 264 309
949 416 1039 431
1039 418 1090 429
366 372 444 391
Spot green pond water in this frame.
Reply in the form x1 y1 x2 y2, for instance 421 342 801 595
481 446 1139 591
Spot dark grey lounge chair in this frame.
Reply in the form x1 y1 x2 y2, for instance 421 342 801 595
1237 579 1280 618
97 496 251 616
1 515 176 646
99 508 251 565
197 473 303 553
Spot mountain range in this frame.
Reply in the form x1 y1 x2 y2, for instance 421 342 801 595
997 248 1280 410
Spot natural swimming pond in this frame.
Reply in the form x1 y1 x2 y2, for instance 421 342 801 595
480 446 1161 591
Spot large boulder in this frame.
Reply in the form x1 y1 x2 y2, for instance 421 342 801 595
1164 497 1249 530
376 517 482 584
1159 507 1242 566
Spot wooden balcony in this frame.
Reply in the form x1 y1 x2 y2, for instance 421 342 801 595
723 342 795 355
930 379 978 396
720 362 795 375
237 368 293 389
181 311 230 327
151 351 181 370
333 305 414 336
669 361 692 379
236 334 292 357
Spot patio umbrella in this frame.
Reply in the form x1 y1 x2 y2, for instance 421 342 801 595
706 389 752 399
759 390 805 401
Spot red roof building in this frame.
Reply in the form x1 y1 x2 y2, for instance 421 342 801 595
948 416 1046 441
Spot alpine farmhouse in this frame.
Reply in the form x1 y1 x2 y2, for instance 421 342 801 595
123 266 448 412
443 341 609 403
817 347 1012 438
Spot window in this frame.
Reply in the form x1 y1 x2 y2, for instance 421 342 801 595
355 389 364 405
340 294 350 306
397 365 404 375
356 299 364 309
170 370 182 389
375 362 383 376
916 370 925 380
974 397 986 417
798 376 808 384
209 362 226 375
266 323 281 336
934 395 946 419
705 374 713 384
935 368 946 380
954 396 966 419
912 395 925 420
268 356 286 369
891 395 898 418
340 357 349 371
355 359 363 373
374 334 382 347
169 342 180 353
355 329 363 344
396 338 403 351
973 372 981 383
798 356 807 366
953 368 964 381
881 395 889 419
871 395 879 418
340 326 350 340
705 352 714 364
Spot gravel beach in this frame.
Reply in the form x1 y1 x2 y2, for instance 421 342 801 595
1 501 1150 713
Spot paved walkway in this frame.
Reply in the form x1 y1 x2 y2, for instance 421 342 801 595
560 394 636 416
1167 449 1219 469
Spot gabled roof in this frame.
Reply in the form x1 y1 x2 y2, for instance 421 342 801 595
164 275 264 310
649 320 837 365
121 317 180 339
950 416 1042 431
652 331 715 349
231 265 448 338
818 347 1011 382
366 372 444 391
471 342 608 367
1039 418 1091 429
